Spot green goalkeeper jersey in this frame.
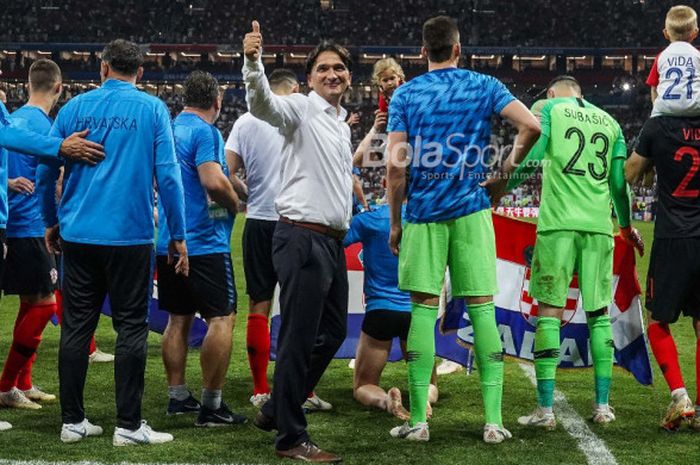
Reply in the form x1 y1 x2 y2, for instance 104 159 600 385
516 97 628 236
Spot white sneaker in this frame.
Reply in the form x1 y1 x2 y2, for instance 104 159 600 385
0 420 11 431
303 393 332 412
60 419 103 443
0 387 41 410
389 422 429 441
89 349 115 363
23 387 56 402
113 420 173 446
483 424 512 444
591 404 616 424
517 406 556 430
249 393 271 409
436 359 463 376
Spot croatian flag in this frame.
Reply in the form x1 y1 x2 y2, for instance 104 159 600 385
445 214 653 385
269 213 652 385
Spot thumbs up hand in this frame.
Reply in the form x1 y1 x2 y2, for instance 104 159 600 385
244 20 262 61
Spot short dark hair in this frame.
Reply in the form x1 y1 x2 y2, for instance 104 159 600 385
305 40 352 75
422 16 459 63
101 39 144 76
547 75 581 93
183 71 220 110
29 59 61 93
269 68 298 89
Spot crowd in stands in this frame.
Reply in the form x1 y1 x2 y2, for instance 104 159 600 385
0 0 684 47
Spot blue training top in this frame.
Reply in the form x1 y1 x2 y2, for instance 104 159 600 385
343 203 411 312
156 112 233 256
40 79 186 245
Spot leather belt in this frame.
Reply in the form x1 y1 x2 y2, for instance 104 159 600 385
280 216 346 241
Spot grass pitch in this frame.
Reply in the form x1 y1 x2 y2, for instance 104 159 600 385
0 219 698 465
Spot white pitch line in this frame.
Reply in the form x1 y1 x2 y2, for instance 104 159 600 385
518 363 618 465
0 461 268 465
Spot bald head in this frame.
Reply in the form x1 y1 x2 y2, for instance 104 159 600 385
547 76 582 99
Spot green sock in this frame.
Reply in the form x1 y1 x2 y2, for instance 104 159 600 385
588 314 613 405
468 301 504 426
534 317 560 409
407 302 437 426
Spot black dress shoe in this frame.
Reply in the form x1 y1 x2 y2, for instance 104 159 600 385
253 410 277 432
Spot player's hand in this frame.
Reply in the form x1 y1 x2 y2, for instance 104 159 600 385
619 226 644 256
389 223 402 256
373 110 388 132
346 112 360 127
243 20 262 61
480 174 508 207
44 225 61 255
60 129 105 165
168 239 189 276
8 177 34 194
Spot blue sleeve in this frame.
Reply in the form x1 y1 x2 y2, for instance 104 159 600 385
489 77 516 114
343 213 365 247
36 158 63 227
0 101 62 158
153 102 186 240
386 89 408 133
194 126 219 166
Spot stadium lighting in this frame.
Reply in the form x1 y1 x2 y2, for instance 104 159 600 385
472 55 496 60
289 53 307 59
604 55 628 60
146 52 166 57
37 51 51 55
180 52 200 57
622 83 631 91
513 55 546 61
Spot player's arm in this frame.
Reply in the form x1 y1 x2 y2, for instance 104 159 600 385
482 100 542 204
199 161 240 215
224 149 249 202
352 110 387 167
499 100 542 174
386 130 407 256
646 57 660 106
36 158 63 253
342 213 365 247
242 21 305 132
353 171 369 211
0 102 104 163
624 152 653 185
153 102 188 276
505 134 547 191
625 117 655 185
611 130 644 255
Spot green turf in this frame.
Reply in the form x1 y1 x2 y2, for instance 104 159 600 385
0 219 698 465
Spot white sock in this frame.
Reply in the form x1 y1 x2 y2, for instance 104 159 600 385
671 387 688 400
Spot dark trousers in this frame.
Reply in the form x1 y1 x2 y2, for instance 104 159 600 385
261 221 348 450
59 241 152 430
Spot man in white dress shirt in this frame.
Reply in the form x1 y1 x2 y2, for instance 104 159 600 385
243 21 351 463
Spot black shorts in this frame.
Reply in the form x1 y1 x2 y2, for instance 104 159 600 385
2 236 58 296
646 237 700 323
242 218 278 302
157 253 236 319
361 310 411 341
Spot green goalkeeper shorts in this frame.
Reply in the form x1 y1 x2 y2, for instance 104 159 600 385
529 230 614 312
398 209 497 297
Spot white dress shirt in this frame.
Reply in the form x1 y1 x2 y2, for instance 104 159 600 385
243 56 353 230
225 112 282 221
